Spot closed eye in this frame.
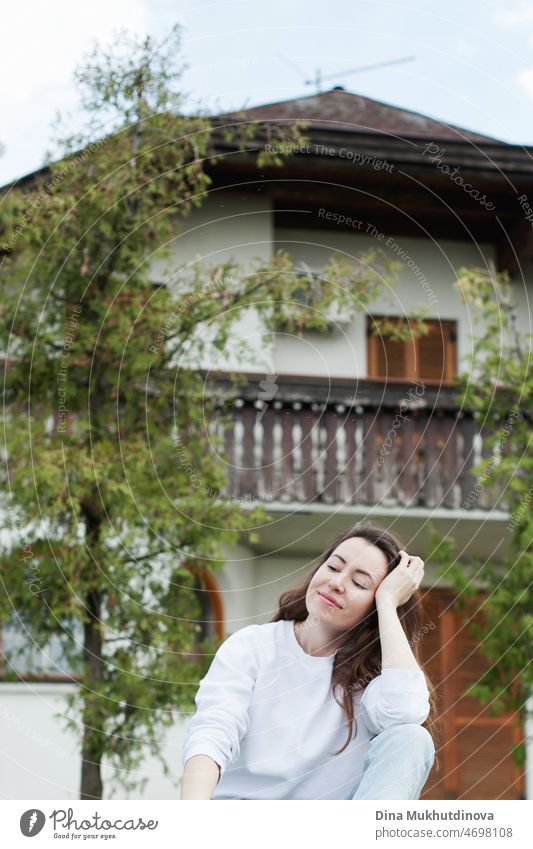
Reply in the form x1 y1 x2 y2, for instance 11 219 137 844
327 564 367 590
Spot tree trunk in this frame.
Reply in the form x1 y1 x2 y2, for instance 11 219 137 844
79 385 106 799
80 584 104 799
80 719 103 800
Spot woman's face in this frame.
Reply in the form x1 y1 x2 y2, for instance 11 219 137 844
306 536 391 631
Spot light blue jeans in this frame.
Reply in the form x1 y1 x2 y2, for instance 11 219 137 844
346 723 436 800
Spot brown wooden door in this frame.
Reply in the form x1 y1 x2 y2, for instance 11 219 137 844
419 589 526 800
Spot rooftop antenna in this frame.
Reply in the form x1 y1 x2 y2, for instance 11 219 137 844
277 54 415 94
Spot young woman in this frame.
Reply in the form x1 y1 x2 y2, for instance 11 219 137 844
181 521 439 800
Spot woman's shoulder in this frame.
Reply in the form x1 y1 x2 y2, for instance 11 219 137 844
219 620 288 652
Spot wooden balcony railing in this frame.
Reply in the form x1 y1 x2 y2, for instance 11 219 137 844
209 374 512 512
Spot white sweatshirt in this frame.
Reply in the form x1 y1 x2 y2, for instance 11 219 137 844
181 619 431 800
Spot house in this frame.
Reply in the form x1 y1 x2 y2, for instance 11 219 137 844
1 88 531 800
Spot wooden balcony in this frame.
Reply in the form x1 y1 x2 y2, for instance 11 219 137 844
209 374 510 512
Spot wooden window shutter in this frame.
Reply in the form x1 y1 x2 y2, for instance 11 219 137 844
376 336 406 378
367 317 457 383
418 321 457 382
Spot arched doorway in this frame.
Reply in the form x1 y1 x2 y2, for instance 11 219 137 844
190 568 225 645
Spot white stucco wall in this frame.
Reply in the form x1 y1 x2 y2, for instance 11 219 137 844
274 229 472 378
150 193 276 374
152 196 532 381
0 684 189 800
271 228 531 379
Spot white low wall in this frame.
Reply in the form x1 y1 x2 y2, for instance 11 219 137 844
0 684 189 800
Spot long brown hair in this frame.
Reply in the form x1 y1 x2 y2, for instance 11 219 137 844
271 521 441 766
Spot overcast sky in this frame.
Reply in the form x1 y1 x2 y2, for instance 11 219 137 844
2 0 533 185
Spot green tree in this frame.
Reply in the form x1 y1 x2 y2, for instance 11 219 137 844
0 25 401 798
430 265 532 768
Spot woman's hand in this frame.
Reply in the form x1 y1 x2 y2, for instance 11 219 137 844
375 550 425 609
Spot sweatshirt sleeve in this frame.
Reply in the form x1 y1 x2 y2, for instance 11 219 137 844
358 667 431 736
181 625 260 778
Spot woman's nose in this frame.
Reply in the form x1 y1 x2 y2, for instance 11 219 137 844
329 575 344 592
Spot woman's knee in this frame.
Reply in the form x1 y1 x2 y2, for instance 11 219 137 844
374 723 435 767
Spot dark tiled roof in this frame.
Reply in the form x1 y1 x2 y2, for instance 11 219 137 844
219 88 503 144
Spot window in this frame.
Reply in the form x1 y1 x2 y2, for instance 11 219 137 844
0 620 82 681
367 316 457 383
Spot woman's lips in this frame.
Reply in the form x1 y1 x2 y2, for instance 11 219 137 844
318 591 341 609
